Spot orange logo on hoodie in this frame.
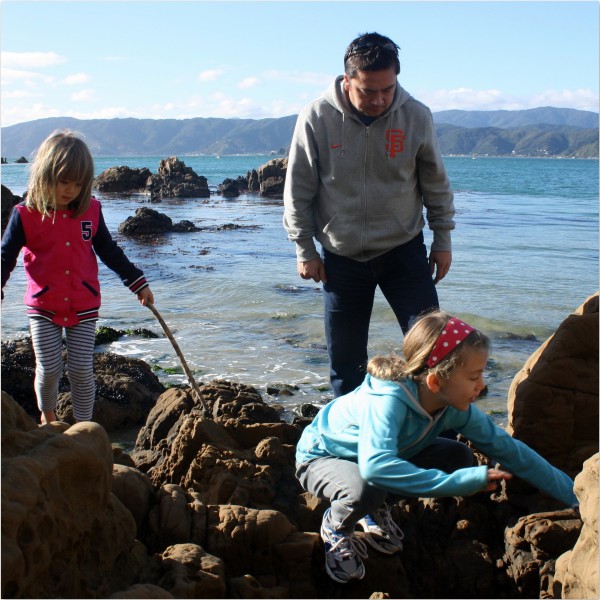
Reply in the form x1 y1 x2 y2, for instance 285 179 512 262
386 129 406 157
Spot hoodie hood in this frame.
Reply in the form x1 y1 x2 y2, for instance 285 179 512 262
323 74 412 123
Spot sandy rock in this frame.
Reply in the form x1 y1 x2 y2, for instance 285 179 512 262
1 392 141 598
153 543 226 599
133 382 303 513
146 484 207 552
506 292 598 505
503 509 582 597
554 453 599 599
112 464 156 537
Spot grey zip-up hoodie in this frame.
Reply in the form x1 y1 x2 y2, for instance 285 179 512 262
283 76 455 262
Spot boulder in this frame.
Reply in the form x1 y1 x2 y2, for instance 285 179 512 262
506 292 599 505
94 166 152 193
1 392 143 599
118 207 173 235
118 207 200 236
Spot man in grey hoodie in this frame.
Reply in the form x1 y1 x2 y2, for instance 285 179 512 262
283 32 455 397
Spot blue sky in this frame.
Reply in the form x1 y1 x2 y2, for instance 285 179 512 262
1 1 598 126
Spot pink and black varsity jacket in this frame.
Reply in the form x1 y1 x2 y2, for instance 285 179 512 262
1 198 149 326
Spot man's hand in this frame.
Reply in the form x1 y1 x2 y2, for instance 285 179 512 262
429 251 452 284
298 258 327 283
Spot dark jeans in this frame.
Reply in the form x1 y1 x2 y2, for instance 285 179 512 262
322 232 439 397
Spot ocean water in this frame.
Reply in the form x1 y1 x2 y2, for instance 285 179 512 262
1 155 598 425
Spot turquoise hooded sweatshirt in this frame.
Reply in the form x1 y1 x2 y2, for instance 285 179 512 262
296 374 577 506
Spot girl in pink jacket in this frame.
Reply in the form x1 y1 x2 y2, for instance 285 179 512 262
1 130 154 424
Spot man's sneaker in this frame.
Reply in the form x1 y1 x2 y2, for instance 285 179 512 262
320 508 369 583
356 504 404 555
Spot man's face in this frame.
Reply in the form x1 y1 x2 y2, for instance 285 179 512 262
344 67 397 117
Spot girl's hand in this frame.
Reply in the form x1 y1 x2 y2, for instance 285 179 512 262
484 467 513 492
137 286 154 307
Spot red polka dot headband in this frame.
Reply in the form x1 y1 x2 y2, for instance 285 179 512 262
425 317 474 368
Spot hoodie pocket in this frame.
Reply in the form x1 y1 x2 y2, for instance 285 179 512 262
82 281 100 297
322 213 363 253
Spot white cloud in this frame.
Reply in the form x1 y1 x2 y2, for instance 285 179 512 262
63 73 90 85
419 87 599 113
2 51 66 69
198 69 225 82
70 89 95 102
1 90 40 100
71 107 134 120
1 103 62 126
528 89 599 112
1 67 54 85
238 77 260 89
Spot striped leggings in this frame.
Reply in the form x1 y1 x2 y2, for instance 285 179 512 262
29 318 97 422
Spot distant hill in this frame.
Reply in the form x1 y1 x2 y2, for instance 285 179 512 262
433 107 598 129
0 115 297 158
1 107 597 158
436 123 598 158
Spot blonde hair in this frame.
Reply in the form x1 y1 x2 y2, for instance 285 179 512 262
26 130 94 218
367 310 490 382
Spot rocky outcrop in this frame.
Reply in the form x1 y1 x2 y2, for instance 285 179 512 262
257 157 287 198
0 337 164 431
95 166 152 193
243 158 287 198
2 296 599 599
146 157 210 201
506 292 599 507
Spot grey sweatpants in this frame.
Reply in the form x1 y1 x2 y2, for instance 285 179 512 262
296 437 475 534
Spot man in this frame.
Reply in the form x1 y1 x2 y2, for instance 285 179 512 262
283 32 455 397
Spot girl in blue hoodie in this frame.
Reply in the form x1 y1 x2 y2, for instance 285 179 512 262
295 310 577 584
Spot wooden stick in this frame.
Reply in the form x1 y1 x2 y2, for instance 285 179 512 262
146 302 208 412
